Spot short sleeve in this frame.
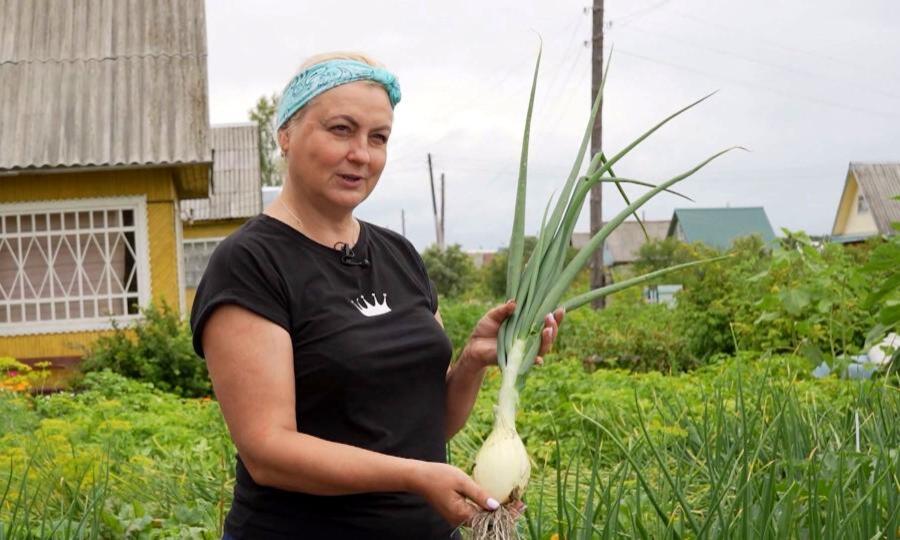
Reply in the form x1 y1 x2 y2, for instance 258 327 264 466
426 277 439 314
190 237 291 358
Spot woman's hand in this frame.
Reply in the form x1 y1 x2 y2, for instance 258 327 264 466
461 300 565 370
408 461 500 528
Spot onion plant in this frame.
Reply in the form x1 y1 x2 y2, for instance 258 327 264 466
468 48 740 538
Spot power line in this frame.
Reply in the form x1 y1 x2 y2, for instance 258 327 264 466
669 10 885 76
614 48 900 120
613 23 900 102
609 0 673 28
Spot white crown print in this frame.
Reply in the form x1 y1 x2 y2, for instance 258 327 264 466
349 292 392 317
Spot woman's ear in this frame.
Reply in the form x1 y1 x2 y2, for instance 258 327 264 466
277 128 290 157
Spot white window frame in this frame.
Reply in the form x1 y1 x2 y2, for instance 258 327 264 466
857 193 869 214
0 196 151 336
183 237 225 288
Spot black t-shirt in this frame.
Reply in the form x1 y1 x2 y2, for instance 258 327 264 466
190 214 457 539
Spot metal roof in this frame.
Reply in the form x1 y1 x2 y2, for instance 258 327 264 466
0 0 212 176
848 163 900 234
667 207 777 250
572 220 670 265
181 123 262 221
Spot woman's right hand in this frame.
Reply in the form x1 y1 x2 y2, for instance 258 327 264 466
408 461 500 528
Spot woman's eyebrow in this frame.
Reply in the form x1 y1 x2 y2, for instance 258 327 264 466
327 114 359 127
326 114 391 132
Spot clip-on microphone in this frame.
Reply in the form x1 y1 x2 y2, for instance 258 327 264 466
335 242 370 268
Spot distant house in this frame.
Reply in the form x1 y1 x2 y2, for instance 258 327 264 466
0 0 212 362
572 220 670 266
465 249 497 269
667 207 776 250
831 162 900 243
181 124 262 309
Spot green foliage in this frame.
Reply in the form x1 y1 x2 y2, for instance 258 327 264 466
248 93 281 187
1 371 231 538
481 237 583 302
422 244 477 299
81 302 211 398
633 236 700 276
2 357 898 537
481 236 538 300
554 302 694 372
863 220 900 347
451 355 900 539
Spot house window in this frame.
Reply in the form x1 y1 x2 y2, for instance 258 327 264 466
183 238 223 288
857 194 869 213
0 197 149 335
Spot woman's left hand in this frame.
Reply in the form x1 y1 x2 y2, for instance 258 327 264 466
461 300 565 370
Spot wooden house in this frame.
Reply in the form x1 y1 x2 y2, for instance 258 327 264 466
572 220 670 266
0 0 212 361
831 162 900 243
181 123 262 309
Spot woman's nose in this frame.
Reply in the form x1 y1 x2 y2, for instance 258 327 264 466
347 136 370 164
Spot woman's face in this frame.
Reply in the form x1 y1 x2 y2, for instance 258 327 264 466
279 81 393 215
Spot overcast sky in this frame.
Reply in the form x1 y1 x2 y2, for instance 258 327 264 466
206 0 900 251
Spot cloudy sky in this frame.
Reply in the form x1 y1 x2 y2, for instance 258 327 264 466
206 0 900 251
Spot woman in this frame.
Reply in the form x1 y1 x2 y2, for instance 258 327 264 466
191 52 564 539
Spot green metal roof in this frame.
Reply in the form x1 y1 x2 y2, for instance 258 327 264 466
668 207 777 250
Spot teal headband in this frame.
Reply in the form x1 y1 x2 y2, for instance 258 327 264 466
276 59 402 129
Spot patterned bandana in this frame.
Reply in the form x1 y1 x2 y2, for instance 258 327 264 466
276 59 402 129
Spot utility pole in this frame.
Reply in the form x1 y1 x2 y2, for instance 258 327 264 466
401 209 406 237
440 172 446 248
427 153 444 249
589 0 606 309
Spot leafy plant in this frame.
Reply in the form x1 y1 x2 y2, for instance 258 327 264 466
862 206 900 368
422 243 477 299
80 302 211 398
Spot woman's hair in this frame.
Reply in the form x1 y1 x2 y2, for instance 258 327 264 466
278 51 387 133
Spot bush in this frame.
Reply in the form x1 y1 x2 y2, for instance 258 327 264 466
81 302 211 398
422 244 476 299
554 301 694 372
480 237 583 301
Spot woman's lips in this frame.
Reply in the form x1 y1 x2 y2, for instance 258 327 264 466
337 173 364 186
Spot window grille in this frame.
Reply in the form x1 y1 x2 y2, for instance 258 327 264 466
183 238 223 288
0 197 149 335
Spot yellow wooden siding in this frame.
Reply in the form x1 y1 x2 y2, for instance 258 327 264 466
0 168 177 202
186 287 197 313
183 218 247 239
833 174 878 235
148 201 181 307
0 168 186 360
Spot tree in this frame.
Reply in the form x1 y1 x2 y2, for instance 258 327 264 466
249 94 281 187
480 237 582 300
422 244 476 299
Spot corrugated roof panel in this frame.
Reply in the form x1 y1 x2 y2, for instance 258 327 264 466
669 207 776 250
850 162 900 234
181 123 262 221
0 0 211 171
